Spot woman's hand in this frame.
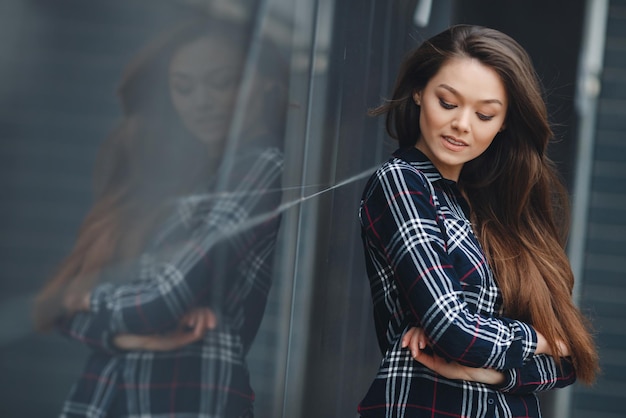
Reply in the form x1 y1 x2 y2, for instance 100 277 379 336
534 329 570 357
62 290 91 313
402 327 505 385
401 326 429 355
113 307 217 351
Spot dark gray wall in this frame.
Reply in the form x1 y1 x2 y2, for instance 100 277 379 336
573 1 626 417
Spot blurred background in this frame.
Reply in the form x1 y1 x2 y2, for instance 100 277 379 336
0 0 623 417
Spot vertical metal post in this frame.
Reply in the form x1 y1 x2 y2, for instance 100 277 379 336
413 0 433 27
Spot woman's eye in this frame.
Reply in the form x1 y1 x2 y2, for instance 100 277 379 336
477 113 494 121
439 98 456 109
206 68 241 91
173 82 193 96
209 76 238 92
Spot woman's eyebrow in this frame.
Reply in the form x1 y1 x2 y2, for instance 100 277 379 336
438 83 504 106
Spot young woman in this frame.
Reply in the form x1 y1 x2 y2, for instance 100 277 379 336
358 25 598 417
33 16 286 418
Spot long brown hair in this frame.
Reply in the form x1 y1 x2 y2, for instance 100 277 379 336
33 17 254 331
371 25 599 384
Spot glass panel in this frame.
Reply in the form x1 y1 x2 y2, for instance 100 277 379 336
0 1 452 417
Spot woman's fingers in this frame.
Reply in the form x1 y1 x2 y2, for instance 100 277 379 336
409 347 463 380
402 328 415 348
402 327 428 358
196 307 217 330
402 328 459 379
401 328 416 348
203 308 217 329
417 330 427 349
62 290 91 312
181 307 217 331
557 340 570 357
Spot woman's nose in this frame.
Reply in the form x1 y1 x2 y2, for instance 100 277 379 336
191 85 212 109
451 110 471 133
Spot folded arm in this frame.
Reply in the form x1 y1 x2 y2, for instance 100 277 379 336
403 327 576 393
58 148 283 345
361 163 537 370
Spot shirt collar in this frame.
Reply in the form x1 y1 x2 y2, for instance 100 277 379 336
392 146 470 217
392 147 453 185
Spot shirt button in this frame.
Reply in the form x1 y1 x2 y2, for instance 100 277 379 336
488 398 495 405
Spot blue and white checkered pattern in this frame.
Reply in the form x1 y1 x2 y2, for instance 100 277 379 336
57 147 284 418
358 147 576 418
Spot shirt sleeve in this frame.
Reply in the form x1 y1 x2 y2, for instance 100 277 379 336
496 355 576 394
360 162 537 370
76 147 284 336
56 311 121 355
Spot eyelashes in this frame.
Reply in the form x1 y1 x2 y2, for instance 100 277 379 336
438 98 495 121
439 98 455 110
170 71 240 97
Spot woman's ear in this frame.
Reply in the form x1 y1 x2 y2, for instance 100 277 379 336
412 91 422 106
499 123 506 132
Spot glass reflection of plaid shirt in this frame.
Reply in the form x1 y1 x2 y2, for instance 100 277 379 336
57 147 283 418
358 147 576 418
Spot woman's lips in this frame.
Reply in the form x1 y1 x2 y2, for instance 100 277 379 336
442 135 468 150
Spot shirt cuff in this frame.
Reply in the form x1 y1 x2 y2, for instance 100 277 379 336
495 368 519 392
515 320 537 362
89 282 115 315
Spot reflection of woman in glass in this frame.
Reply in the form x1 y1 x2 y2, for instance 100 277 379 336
34 16 286 418
358 25 598 417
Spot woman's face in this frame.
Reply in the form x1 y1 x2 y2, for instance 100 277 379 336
169 36 244 149
413 57 507 181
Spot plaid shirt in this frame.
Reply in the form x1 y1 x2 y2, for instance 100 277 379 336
358 147 576 418
57 147 284 418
